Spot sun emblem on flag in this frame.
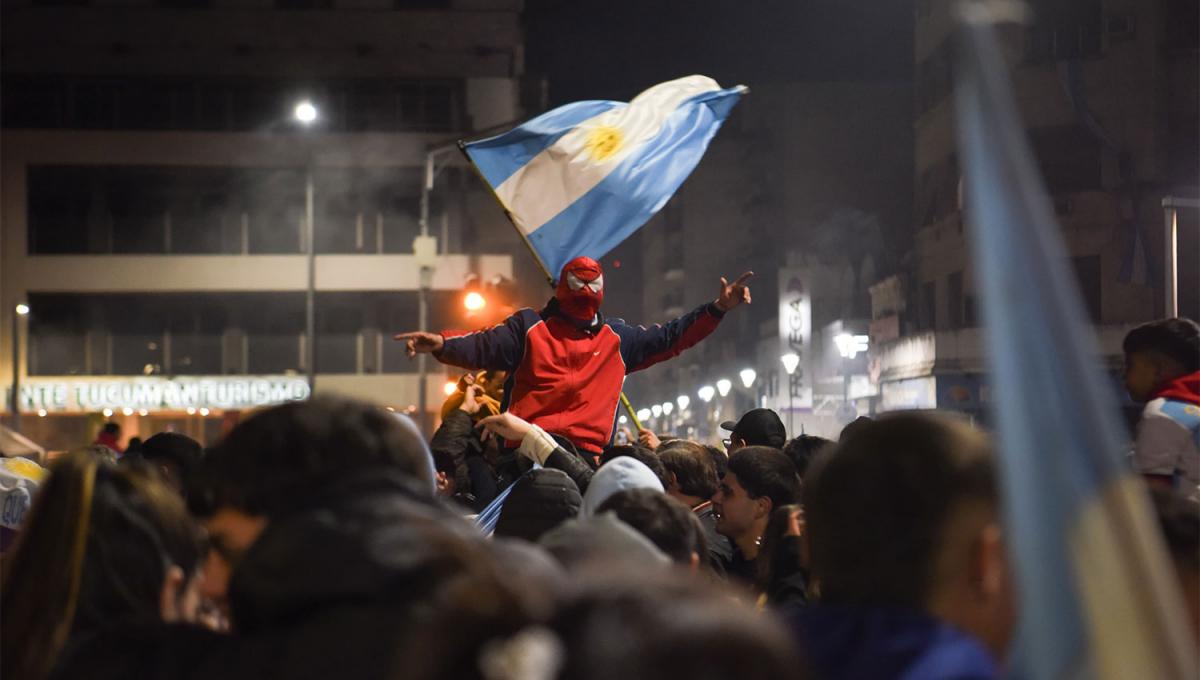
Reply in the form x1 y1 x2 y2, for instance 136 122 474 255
584 125 624 162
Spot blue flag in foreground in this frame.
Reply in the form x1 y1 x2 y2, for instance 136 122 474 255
954 6 1196 679
462 75 745 278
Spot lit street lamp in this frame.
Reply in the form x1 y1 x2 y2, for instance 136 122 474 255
637 408 652 422
464 291 487 312
676 395 690 411
651 404 663 418
698 385 715 403
739 368 757 389
781 353 800 436
835 333 870 415
716 379 732 398
10 303 29 433
661 401 674 416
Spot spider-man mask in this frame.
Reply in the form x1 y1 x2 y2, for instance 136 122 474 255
556 257 604 321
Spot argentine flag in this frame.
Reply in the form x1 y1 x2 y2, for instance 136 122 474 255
955 6 1196 679
461 75 745 278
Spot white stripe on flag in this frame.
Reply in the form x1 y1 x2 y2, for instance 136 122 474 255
495 75 722 235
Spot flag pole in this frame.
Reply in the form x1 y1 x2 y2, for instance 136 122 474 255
457 140 645 432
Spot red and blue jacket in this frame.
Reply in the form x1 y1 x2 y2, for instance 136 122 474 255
436 298 726 453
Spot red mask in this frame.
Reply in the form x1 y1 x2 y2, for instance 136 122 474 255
556 257 604 321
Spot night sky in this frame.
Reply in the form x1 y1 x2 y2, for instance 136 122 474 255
526 0 914 105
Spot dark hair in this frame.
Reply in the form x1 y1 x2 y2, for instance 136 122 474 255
726 446 801 511
1123 318 1200 372
548 571 805 680
838 416 874 443
2 452 203 680
755 503 805 602
139 432 203 496
1151 488 1199 572
596 489 706 564
657 441 719 499
102 422 120 435
704 446 728 480
599 445 670 489
189 395 434 518
782 435 834 479
806 411 996 608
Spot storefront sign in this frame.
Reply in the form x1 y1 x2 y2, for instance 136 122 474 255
778 269 814 409
13 376 311 413
880 376 937 411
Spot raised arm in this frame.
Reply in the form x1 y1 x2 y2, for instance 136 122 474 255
615 272 753 373
393 309 536 372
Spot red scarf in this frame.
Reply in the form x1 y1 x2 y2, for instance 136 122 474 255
1151 371 1200 406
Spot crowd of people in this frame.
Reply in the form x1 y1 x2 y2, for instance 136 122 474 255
0 314 1197 679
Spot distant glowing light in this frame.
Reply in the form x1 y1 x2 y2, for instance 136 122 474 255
37 409 47 417
186 407 197 415
464 291 486 311
122 407 134 416
444 381 458 396
103 408 114 418
199 408 210 416
15 303 30 316
294 101 318 124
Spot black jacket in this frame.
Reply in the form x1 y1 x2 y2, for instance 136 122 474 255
52 469 487 680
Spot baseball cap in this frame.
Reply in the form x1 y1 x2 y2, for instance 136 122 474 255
720 408 787 448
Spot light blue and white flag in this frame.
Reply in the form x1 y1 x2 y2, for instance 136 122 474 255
954 5 1196 679
462 75 745 278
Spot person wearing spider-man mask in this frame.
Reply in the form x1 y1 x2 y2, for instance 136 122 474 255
396 257 753 455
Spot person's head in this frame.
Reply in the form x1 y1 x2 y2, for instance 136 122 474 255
1150 488 1200 644
713 446 801 549
657 441 719 504
782 434 834 480
101 422 120 437
838 415 874 443
545 571 805 680
494 469 583 543
138 432 203 497
556 256 604 321
805 411 1013 656
599 445 669 489
721 408 787 452
596 488 707 569
704 445 728 480
188 395 434 612
2 451 204 680
582 456 665 516
1123 318 1200 401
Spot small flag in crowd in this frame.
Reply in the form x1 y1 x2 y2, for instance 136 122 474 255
953 5 1197 679
461 75 745 278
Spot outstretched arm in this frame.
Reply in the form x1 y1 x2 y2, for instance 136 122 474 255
393 309 533 372
616 272 754 373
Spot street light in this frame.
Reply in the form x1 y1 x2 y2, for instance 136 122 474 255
293 101 318 125
294 100 320 396
443 381 458 396
739 368 757 389
637 408 652 422
780 353 800 436
698 385 715 403
10 303 29 433
464 291 487 312
834 333 870 413
661 401 674 416
676 395 690 411
716 379 732 397
651 404 663 418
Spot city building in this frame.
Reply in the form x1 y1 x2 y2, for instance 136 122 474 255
620 80 914 441
869 0 1199 424
1 0 533 449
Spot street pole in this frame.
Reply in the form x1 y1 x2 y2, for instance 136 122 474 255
416 151 437 438
788 384 794 437
10 308 20 434
305 163 316 395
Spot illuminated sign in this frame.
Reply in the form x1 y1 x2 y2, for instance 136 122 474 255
13 376 311 413
778 269 814 409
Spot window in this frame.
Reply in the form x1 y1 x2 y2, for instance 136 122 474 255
920 281 937 331
3 76 465 133
1026 0 1103 63
947 271 964 329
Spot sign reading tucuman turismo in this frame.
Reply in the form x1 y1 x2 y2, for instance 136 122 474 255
11 376 311 413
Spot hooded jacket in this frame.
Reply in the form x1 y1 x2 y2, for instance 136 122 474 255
435 299 724 453
580 457 664 516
